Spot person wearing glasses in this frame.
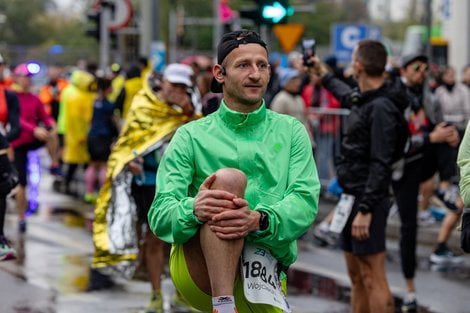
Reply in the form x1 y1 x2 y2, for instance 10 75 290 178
392 53 461 312
148 30 320 313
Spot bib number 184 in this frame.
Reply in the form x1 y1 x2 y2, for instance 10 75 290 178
242 260 277 290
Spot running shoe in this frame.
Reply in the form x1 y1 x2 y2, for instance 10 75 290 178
401 294 418 313
50 166 62 177
84 193 97 204
418 210 436 226
430 247 463 265
0 236 17 261
313 223 338 247
146 291 163 313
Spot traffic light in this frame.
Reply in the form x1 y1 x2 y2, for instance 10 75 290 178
240 1 293 26
257 0 293 25
85 10 101 40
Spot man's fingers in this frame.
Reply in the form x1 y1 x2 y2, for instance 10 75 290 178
232 197 249 207
212 210 249 222
199 174 217 191
352 226 369 241
202 189 237 200
205 198 238 210
210 217 248 228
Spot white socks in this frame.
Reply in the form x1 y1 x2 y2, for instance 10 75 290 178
212 295 237 313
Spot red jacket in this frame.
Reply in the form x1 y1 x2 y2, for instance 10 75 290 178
302 84 341 135
10 91 54 148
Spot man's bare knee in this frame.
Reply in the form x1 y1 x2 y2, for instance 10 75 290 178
211 168 247 197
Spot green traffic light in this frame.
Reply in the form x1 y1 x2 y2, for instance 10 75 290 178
261 1 293 23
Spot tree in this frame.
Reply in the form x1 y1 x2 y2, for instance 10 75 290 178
0 0 55 45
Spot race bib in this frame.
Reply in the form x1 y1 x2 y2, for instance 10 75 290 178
241 243 291 312
329 193 355 234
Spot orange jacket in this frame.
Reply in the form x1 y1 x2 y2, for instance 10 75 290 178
39 78 68 116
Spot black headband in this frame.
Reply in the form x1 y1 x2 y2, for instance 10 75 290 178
217 30 268 65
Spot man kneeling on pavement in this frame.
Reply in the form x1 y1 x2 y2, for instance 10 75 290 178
148 30 320 313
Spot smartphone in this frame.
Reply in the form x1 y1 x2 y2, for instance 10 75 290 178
302 38 316 66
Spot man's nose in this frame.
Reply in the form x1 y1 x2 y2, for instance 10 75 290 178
248 66 261 79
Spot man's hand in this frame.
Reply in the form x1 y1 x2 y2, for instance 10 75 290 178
193 174 238 223
429 122 456 144
305 56 330 78
33 127 50 141
351 212 372 241
446 126 460 147
209 198 260 240
128 157 144 175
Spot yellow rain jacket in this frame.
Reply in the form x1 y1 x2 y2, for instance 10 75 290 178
63 71 96 164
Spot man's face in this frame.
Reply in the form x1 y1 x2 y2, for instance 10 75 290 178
220 43 270 107
442 68 455 85
351 48 362 80
463 67 470 85
284 76 302 94
402 60 428 87
159 79 193 115
16 75 32 91
48 65 62 81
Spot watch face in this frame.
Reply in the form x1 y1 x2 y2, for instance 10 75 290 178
259 211 269 230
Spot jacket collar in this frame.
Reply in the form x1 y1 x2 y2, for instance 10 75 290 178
218 99 266 128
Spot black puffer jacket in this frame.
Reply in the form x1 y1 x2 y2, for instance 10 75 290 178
322 74 409 212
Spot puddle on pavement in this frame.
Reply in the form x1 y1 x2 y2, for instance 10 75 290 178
43 207 87 228
428 262 470 280
57 254 90 293
13 307 55 313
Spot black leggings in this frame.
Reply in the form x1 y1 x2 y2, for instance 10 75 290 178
392 143 457 279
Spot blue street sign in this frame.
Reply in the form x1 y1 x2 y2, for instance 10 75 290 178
150 41 166 73
332 24 382 63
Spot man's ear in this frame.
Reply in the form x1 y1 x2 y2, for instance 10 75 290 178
212 64 225 84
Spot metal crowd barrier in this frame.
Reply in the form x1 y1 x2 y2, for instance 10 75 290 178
307 107 350 189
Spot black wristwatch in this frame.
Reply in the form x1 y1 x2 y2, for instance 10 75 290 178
259 211 269 231
358 203 371 215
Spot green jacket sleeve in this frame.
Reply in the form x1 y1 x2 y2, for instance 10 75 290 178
458 122 470 208
247 120 320 258
148 127 200 244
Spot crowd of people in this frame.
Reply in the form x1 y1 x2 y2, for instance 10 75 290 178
1 29 470 313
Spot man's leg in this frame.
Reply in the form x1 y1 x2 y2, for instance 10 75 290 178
46 132 60 168
146 232 165 290
356 252 394 313
431 179 463 263
344 252 370 313
392 168 420 291
183 168 247 304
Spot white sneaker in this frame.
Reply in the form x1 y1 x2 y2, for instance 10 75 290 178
430 248 463 265
0 236 17 261
418 210 436 226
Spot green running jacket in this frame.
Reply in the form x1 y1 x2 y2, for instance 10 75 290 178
149 100 320 267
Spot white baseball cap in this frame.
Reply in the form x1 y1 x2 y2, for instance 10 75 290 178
163 63 193 87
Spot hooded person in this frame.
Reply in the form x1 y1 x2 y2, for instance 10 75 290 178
59 70 96 194
89 64 198 312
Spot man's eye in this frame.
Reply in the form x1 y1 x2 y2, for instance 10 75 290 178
258 63 268 70
238 63 248 69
